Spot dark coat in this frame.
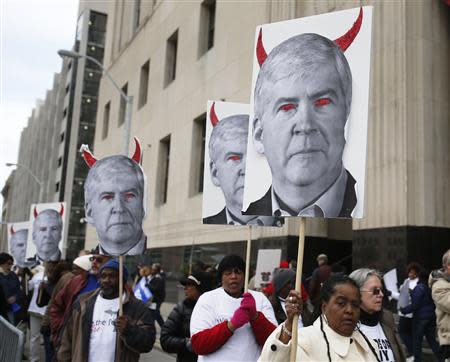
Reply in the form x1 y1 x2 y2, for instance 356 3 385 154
244 170 357 217
57 289 155 362
379 309 408 362
268 293 312 327
148 274 165 304
401 281 436 319
203 208 227 225
160 299 197 362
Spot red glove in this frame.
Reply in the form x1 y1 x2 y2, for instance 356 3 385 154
240 292 257 320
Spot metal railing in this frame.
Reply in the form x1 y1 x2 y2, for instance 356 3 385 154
0 316 24 362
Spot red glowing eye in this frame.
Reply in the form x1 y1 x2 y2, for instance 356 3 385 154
125 193 135 200
278 103 297 112
314 98 331 107
102 195 113 201
229 155 241 161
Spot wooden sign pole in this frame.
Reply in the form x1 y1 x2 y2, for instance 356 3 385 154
119 255 124 316
244 225 252 292
290 217 306 362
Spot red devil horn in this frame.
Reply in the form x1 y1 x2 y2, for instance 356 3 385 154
334 7 363 52
59 203 64 217
80 144 97 168
131 137 142 164
210 102 219 127
34 206 38 218
256 28 268 66
10 226 15 235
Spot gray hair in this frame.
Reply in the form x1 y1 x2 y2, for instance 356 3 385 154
254 33 352 122
208 114 249 163
349 268 382 289
84 155 145 206
443 249 450 268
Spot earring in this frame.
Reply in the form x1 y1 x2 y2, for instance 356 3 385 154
354 321 361 331
322 314 329 325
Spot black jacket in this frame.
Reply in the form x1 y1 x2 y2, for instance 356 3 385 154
203 208 227 225
160 299 197 362
147 274 165 304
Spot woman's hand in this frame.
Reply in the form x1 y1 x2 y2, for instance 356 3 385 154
279 290 302 344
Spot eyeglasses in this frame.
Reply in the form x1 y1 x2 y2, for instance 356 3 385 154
90 256 107 263
361 287 383 296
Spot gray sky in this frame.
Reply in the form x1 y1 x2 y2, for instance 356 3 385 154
0 0 78 220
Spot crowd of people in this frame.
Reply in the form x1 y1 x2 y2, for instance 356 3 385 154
0 248 449 362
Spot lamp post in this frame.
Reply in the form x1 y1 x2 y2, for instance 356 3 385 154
6 162 43 203
57 49 134 155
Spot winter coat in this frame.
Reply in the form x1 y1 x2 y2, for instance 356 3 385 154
379 309 408 362
57 289 155 362
400 280 436 319
147 274 165 304
259 317 378 362
429 269 450 345
160 298 197 362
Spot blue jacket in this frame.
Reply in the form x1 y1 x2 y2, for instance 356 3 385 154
400 281 435 319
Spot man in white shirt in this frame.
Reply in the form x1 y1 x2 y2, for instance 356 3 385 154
57 259 155 362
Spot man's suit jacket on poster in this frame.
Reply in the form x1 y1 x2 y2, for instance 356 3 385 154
203 207 284 226
244 170 357 218
203 207 227 225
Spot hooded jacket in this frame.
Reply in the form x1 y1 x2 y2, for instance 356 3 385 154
429 269 450 345
57 289 155 362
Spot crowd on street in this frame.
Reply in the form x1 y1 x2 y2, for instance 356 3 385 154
0 248 449 362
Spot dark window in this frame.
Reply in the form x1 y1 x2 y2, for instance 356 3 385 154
190 113 206 195
138 60 150 108
102 102 110 139
157 135 171 205
88 11 107 45
63 108 68 118
55 182 60 192
65 85 70 94
57 157 62 167
60 132 65 143
164 30 178 87
118 83 128 126
199 0 216 56
133 0 141 31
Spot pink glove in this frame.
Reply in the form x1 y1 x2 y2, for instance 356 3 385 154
230 307 250 329
240 292 257 320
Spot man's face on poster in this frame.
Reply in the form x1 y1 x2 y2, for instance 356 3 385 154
254 60 347 190
10 230 27 266
85 168 144 255
210 128 247 214
32 212 62 260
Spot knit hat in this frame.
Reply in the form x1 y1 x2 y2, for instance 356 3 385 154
73 255 92 271
272 268 295 294
99 259 128 281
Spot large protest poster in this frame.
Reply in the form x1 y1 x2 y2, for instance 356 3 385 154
7 221 30 267
202 101 282 227
254 249 282 289
81 138 148 256
27 202 66 261
242 6 373 219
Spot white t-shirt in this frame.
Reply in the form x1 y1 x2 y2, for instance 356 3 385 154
359 322 395 362
88 294 119 362
190 288 278 362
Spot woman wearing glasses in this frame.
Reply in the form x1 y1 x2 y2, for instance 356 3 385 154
349 269 407 362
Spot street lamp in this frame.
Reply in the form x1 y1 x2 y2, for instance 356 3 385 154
6 162 43 202
57 49 134 155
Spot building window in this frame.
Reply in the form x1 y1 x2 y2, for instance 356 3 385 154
55 182 60 192
57 157 63 167
133 0 141 31
102 101 110 139
138 60 150 109
157 135 171 205
63 108 68 118
60 132 65 143
199 0 216 57
190 113 206 195
118 83 128 126
164 30 178 87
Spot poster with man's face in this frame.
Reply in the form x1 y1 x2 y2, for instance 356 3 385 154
7 221 30 267
202 101 282 227
82 139 147 256
27 202 66 262
242 7 373 219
